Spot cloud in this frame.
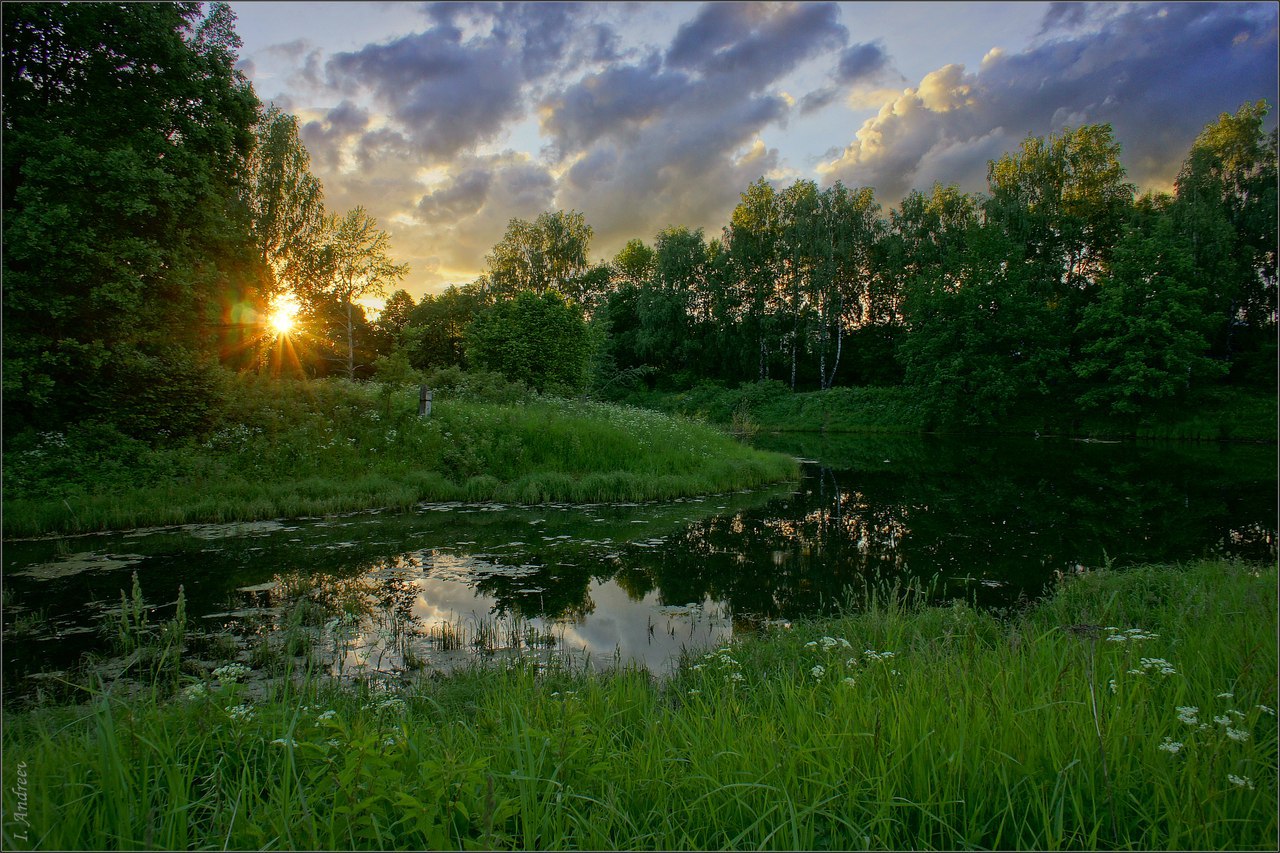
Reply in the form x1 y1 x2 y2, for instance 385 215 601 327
836 41 889 83
536 2 852 256
299 100 371 171
666 1 848 91
538 54 694 154
820 2 1279 202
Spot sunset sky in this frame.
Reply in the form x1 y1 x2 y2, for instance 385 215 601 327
230 1 1279 299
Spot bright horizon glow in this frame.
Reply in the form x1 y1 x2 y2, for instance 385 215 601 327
267 293 301 336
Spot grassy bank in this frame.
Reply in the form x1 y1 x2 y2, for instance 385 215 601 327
1 376 797 539
617 380 1278 442
4 558 1275 850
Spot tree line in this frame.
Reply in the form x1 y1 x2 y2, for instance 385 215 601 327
3 2 1274 443
391 104 1275 426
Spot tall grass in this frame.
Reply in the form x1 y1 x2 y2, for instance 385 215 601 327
4 559 1274 850
2 377 797 538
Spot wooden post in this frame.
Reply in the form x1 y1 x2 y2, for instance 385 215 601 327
419 385 433 418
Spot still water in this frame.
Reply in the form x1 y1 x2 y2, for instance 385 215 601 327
3 433 1275 699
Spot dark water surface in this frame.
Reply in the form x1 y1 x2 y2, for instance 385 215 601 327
3 433 1274 699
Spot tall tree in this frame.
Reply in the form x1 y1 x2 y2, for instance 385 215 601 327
1074 196 1225 416
401 284 485 371
484 210 593 301
2 1 259 437
244 104 325 297
726 178 785 380
1172 100 1277 375
301 207 409 380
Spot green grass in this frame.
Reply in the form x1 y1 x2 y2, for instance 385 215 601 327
4 559 1275 850
1 376 798 538
617 380 1277 442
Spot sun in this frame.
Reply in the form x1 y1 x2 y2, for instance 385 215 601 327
267 293 300 336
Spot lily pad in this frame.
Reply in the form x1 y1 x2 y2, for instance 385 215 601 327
15 552 146 581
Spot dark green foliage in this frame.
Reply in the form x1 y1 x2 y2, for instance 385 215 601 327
900 222 1069 427
1172 100 1278 358
465 291 591 394
1074 198 1226 415
2 1 260 439
402 285 485 372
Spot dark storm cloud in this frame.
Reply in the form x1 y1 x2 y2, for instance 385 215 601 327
416 167 493 223
666 1 848 91
326 29 524 161
322 3 616 164
822 1 1278 202
836 41 888 83
299 99 371 170
539 54 694 153
537 2 853 251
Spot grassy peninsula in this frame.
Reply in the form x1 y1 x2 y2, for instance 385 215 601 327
1 374 797 539
4 558 1275 850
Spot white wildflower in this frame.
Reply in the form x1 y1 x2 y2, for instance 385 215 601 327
1176 706 1199 726
842 677 857 687
316 709 337 722
1217 692 1234 699
212 663 250 683
1227 774 1254 789
810 664 825 681
225 704 254 722
1158 738 1183 754
1257 704 1275 716
1108 679 1117 694
183 682 208 700
270 737 296 747
1226 728 1250 742
1214 715 1231 726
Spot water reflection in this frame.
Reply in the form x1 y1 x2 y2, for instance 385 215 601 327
2 434 1274 698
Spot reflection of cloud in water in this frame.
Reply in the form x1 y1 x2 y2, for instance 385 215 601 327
553 582 732 675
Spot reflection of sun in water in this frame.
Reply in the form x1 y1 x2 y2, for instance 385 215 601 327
267 293 300 336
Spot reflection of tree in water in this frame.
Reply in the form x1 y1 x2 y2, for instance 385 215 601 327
595 438 1277 620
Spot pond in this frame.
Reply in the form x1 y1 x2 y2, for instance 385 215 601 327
3 433 1275 702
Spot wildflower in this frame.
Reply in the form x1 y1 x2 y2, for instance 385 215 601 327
811 664 826 681
1228 709 1245 719
1226 728 1250 742
212 663 250 683
842 677 857 687
1106 627 1158 642
271 737 296 747
1176 707 1200 726
225 704 254 722
183 682 208 700
1213 715 1231 726
728 672 744 683
688 689 701 695
316 709 337 722
1138 657 1177 676
1158 738 1184 754
1108 679 1117 694
1228 774 1255 789
1258 704 1276 716
1217 692 1234 699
